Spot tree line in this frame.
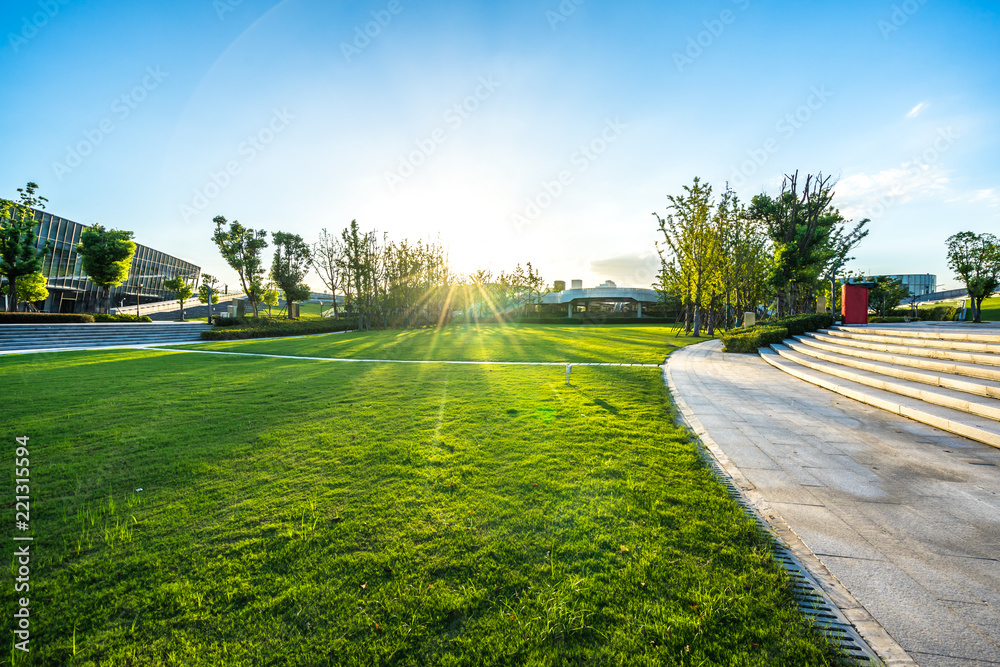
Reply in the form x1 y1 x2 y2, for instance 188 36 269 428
655 171 871 335
213 215 546 328
655 171 1000 331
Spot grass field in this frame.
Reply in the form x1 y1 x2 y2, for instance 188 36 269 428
180 324 698 365
2 326 839 665
915 295 1000 321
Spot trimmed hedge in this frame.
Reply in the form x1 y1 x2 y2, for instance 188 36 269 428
722 326 788 353
721 313 832 354
0 312 95 323
93 314 153 323
202 318 354 340
766 313 834 336
920 306 958 321
869 316 908 323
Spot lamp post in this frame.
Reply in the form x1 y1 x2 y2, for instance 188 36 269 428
136 283 144 318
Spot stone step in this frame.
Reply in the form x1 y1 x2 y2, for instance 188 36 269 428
794 334 1000 383
783 338 1000 400
810 331 1000 368
0 323 209 353
759 347 1000 449
837 325 1000 345
824 329 1000 356
770 344 1000 423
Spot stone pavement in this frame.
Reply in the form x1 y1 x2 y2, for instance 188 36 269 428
667 339 1000 667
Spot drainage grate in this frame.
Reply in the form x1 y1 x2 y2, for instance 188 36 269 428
705 457 883 665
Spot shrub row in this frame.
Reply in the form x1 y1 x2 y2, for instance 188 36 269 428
0 312 95 323
868 316 908 323
93 314 153 323
721 313 832 354
765 313 834 336
721 326 789 353
202 318 354 340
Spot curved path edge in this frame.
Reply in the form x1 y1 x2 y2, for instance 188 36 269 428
665 340 916 666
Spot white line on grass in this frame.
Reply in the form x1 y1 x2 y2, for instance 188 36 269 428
147 347 663 368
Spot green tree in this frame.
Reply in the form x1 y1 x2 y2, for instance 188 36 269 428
0 182 53 312
867 276 910 318
76 225 136 315
748 171 869 316
198 273 221 305
946 231 1000 323
197 273 221 324
212 215 268 317
1 271 48 311
270 232 313 318
164 276 195 321
655 178 723 336
262 282 280 316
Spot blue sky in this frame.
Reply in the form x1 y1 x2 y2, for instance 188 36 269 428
2 0 998 291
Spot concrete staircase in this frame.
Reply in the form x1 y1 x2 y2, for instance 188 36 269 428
0 322 211 354
759 324 1000 449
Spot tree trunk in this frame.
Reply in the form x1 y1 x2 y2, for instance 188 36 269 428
974 297 984 323
8 274 19 312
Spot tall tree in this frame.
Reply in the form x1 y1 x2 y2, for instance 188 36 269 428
163 276 194 321
270 232 313 319
748 171 868 316
655 178 722 336
0 182 53 312
946 231 1000 323
212 215 268 317
313 228 345 319
75 225 136 314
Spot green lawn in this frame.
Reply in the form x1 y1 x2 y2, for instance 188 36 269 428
2 327 838 666
179 324 697 365
916 294 1000 321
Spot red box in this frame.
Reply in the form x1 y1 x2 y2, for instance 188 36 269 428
841 284 869 325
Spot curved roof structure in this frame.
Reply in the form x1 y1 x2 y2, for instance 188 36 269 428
540 286 659 304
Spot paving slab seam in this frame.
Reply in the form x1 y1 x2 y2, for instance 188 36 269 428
663 348 915 667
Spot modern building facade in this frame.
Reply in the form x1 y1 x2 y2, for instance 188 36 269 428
885 274 937 298
3 208 200 313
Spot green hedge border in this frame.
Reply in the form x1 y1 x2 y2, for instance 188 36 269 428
0 313 95 323
202 319 354 341
721 313 833 353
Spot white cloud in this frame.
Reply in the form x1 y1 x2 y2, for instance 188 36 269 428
835 164 951 218
968 188 1000 208
906 102 928 119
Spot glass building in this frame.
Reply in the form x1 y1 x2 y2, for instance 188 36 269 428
886 274 938 298
4 208 201 313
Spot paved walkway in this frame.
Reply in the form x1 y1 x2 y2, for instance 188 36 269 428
667 340 1000 667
